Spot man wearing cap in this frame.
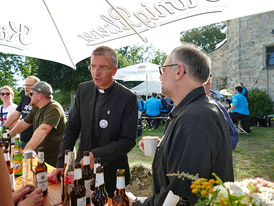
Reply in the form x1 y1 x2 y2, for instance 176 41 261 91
3 76 40 149
9 81 66 166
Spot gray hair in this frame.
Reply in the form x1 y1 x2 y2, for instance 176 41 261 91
92 46 118 68
170 44 211 83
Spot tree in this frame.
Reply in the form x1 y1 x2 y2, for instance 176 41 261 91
180 23 226 53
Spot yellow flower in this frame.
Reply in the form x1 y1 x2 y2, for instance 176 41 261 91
209 189 215 194
206 185 212 190
209 179 215 184
190 184 196 189
200 190 207 196
192 188 198 194
215 180 220 185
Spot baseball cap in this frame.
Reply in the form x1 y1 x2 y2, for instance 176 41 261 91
31 81 53 97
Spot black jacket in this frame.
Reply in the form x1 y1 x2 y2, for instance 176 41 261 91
57 81 138 196
134 87 234 205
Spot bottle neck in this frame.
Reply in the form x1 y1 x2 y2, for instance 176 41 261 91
37 152 45 163
116 176 125 190
83 156 90 166
95 173 104 188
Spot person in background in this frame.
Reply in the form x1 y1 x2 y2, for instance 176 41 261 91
3 76 40 148
48 46 138 197
130 44 234 205
160 94 174 116
0 86 17 127
9 81 66 166
239 82 248 99
204 76 239 150
144 92 162 129
137 94 145 137
228 85 250 133
0 147 43 206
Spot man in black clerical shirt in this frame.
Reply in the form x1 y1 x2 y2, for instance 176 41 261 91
48 46 138 197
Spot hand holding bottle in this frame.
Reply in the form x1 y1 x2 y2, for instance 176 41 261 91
17 187 43 206
48 168 63 183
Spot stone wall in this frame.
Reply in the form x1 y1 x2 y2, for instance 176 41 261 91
209 11 274 101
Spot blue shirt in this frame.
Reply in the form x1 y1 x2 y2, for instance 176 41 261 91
137 99 145 112
145 97 162 116
231 93 250 115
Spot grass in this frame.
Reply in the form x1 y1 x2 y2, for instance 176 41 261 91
128 124 274 182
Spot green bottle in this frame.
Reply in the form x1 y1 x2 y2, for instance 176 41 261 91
13 137 23 176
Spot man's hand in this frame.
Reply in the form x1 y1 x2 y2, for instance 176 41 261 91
13 185 34 204
17 187 43 206
126 192 136 206
80 152 94 170
48 168 63 184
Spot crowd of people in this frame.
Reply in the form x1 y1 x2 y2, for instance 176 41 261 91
0 44 252 205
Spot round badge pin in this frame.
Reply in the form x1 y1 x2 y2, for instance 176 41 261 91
99 119 108 128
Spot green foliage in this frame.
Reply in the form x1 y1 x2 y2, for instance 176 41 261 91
248 88 274 122
180 23 226 53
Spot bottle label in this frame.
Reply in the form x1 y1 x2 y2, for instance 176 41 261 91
83 156 89 165
4 153 10 161
13 159 23 174
116 176 125 189
84 179 92 196
35 172 48 192
94 163 100 173
77 197 86 206
64 171 74 184
95 173 104 187
74 168 82 180
64 154 68 164
37 152 44 163
9 173 16 191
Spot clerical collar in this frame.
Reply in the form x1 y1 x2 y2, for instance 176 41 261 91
96 82 115 94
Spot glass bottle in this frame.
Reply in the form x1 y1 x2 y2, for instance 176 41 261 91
61 149 70 201
64 151 75 205
23 149 34 186
13 137 23 176
34 147 48 195
90 157 101 192
82 151 92 205
3 143 16 190
91 165 108 206
178 197 192 206
70 162 86 206
112 169 129 206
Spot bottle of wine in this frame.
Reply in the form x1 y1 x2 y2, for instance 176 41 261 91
112 169 129 206
91 165 108 206
70 162 86 206
64 151 75 205
82 151 92 205
90 157 101 193
61 150 70 201
34 147 48 195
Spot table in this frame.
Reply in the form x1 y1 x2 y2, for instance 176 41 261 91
15 159 62 206
15 159 112 206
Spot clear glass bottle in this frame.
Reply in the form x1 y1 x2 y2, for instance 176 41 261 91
70 162 86 206
82 151 92 205
23 149 34 186
62 149 70 201
3 143 16 190
64 151 75 205
91 165 108 206
34 147 48 195
112 169 129 206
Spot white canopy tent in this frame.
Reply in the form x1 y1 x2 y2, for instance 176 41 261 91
115 62 160 82
131 81 161 96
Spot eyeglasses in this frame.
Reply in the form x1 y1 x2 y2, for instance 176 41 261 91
29 92 38 97
158 64 187 75
88 65 113 72
0 92 10 96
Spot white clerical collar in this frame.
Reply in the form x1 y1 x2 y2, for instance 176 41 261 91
98 88 105 93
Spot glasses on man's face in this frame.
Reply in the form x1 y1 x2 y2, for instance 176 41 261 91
24 85 33 88
88 65 113 72
158 64 178 75
29 92 38 97
0 92 10 96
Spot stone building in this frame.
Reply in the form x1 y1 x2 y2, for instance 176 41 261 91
209 10 274 101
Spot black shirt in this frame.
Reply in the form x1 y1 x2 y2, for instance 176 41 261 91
16 96 33 143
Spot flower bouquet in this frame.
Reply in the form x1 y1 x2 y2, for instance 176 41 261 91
168 172 274 206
